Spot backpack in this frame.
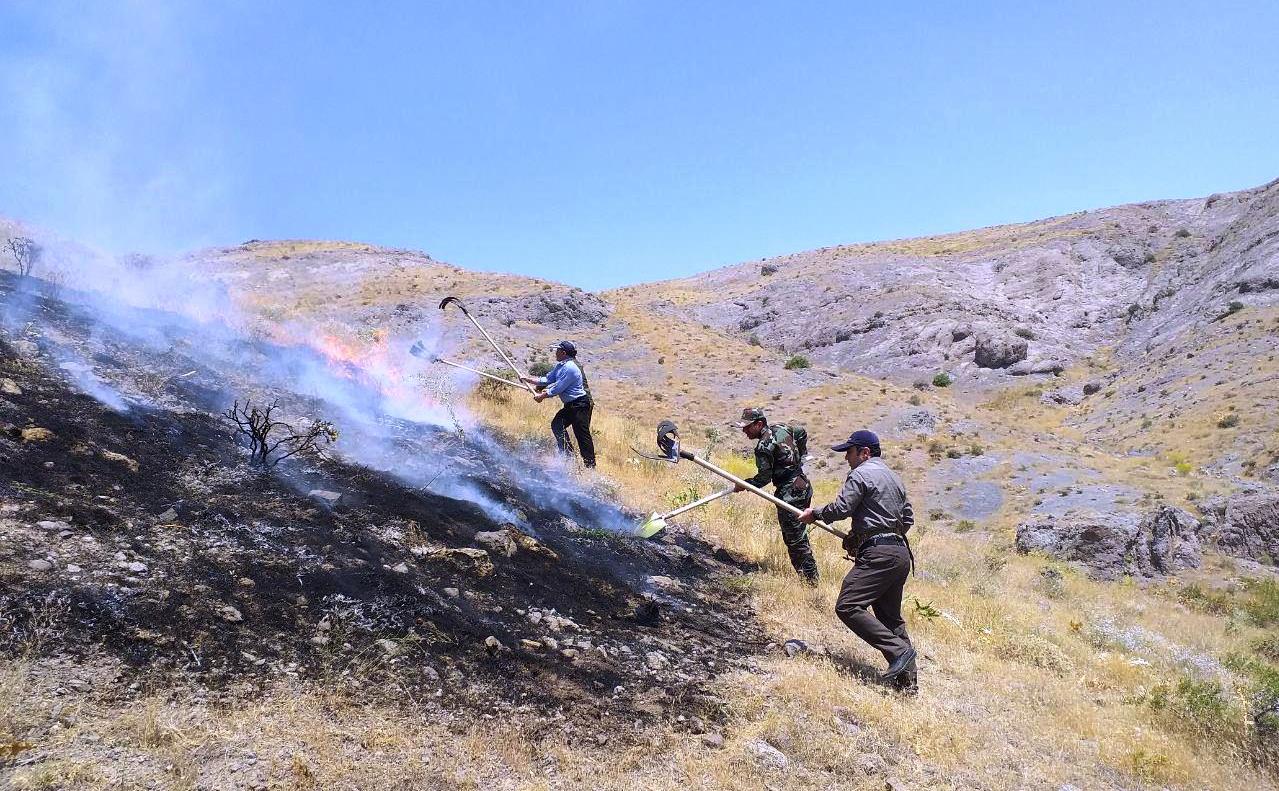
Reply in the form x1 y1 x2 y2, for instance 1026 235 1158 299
772 423 809 466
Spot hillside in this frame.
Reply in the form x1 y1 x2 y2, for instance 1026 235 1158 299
2 178 1278 789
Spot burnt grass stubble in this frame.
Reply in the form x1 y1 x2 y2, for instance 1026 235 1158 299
0 272 767 742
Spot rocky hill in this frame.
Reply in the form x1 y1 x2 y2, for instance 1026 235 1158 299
2 179 1278 789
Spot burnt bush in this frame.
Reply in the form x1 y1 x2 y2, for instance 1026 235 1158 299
223 399 338 468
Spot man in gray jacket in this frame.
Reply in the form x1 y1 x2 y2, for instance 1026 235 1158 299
799 429 917 691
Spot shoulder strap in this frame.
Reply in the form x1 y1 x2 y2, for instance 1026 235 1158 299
571 360 592 400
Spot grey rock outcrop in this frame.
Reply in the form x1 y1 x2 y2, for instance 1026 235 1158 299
521 291 611 329
974 331 1028 369
1199 490 1279 564
1015 506 1202 579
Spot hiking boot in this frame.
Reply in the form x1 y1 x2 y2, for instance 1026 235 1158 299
879 646 917 681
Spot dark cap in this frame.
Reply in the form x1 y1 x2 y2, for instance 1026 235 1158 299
832 429 880 452
550 340 577 357
732 407 766 428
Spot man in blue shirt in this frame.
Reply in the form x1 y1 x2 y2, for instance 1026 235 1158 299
520 340 596 468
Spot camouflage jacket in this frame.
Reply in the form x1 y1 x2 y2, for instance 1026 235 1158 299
745 423 804 489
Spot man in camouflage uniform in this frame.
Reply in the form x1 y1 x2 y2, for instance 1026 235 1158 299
733 407 819 584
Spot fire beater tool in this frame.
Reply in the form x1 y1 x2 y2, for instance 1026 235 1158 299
409 348 528 390
633 487 735 539
437 296 536 393
649 420 849 542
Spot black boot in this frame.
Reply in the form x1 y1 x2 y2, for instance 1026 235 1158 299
880 646 916 681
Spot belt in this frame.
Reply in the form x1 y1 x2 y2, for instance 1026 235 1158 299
856 533 905 554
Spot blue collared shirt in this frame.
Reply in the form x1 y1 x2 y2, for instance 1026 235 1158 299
537 360 588 403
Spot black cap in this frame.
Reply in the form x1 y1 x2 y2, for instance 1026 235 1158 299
832 429 880 452
550 340 577 357
732 407 766 428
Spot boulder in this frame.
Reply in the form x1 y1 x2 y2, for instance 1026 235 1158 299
308 489 343 506
522 291 611 329
1015 506 1203 579
474 530 517 557
20 427 54 442
896 409 937 436
1199 490 1279 564
973 332 1028 369
1040 386 1085 406
426 547 495 577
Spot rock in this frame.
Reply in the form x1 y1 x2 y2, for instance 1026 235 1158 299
520 639 543 651
376 639 399 655
1015 505 1202 579
783 639 809 658
99 450 139 472
36 520 71 531
645 650 670 670
308 489 343 506
474 530 517 557
12 340 39 358
484 635 503 652
389 562 409 574
65 564 82 573
1082 381 1103 396
20 427 54 442
0 378 21 395
1199 490 1279 563
502 526 559 561
1040 386 1084 406
973 332 1028 369
646 575 683 592
701 733 724 749
896 409 936 436
126 561 148 574
745 739 789 771
156 508 178 523
27 559 53 572
426 547 494 577
237 577 256 588
218 606 244 623
521 291 612 329
443 587 460 599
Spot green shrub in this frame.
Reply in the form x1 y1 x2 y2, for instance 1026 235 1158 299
1014 327 1036 340
476 368 515 403
1143 677 1234 735
954 519 976 533
908 394 923 406
784 355 810 370
528 360 553 377
1242 577 1279 627
1217 413 1240 428
932 372 952 388
969 443 984 456
1174 228 1191 238
748 334 761 347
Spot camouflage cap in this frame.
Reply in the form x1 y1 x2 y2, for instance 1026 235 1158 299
731 407 766 428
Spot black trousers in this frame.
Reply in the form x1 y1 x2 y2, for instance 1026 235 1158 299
834 544 914 665
551 397 596 468
776 477 818 582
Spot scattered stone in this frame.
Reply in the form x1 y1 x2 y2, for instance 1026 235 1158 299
1082 381 1103 396
11 340 38 358
745 739 789 771
0 378 21 395
520 639 543 651
645 650 670 670
390 562 410 574
156 508 178 523
65 564 83 573
28 559 53 572
484 635 503 652
376 639 399 655
126 561 148 574
474 530 517 557
237 577 256 588
99 450 139 472
646 575 683 592
443 587 460 599
426 547 494 577
36 520 71 531
701 732 725 749
308 489 343 506
218 606 244 623
783 639 810 658
20 427 54 443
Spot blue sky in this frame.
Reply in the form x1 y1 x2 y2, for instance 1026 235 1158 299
2 2 1277 290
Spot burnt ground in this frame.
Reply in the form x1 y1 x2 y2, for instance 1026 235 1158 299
0 272 769 748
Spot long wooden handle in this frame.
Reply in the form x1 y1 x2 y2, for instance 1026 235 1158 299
661 487 735 520
460 311 536 393
433 357 526 389
684 453 848 540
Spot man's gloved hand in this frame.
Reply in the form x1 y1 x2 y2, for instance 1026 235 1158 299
797 507 817 524
533 392 548 403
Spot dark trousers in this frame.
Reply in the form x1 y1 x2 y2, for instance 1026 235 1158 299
776 478 819 582
835 544 913 665
551 397 596 468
